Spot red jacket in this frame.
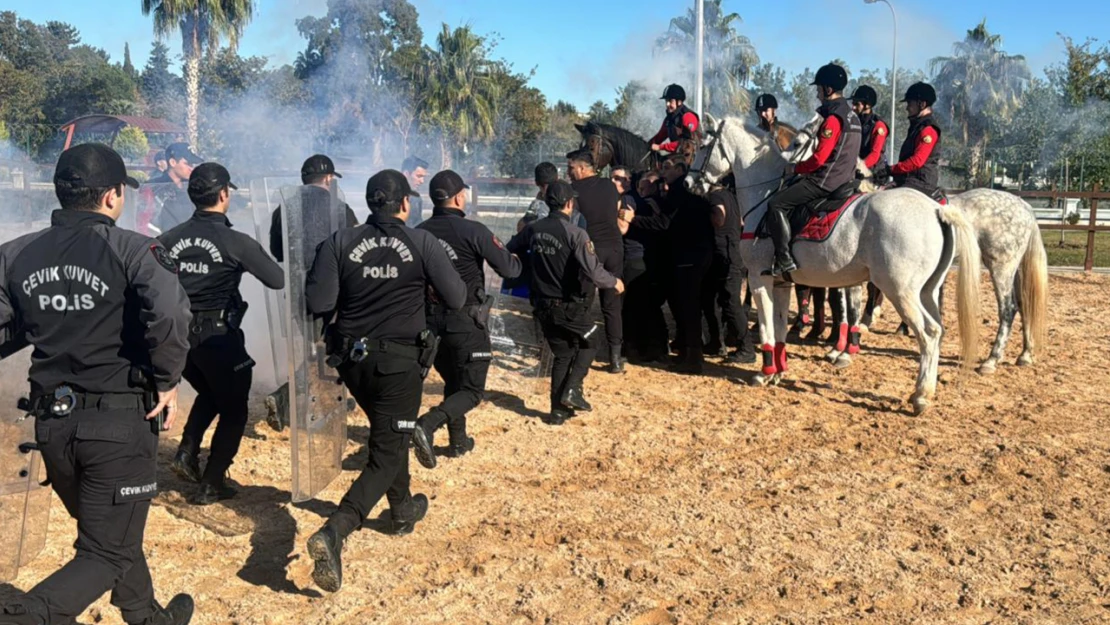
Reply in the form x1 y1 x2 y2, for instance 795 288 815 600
650 110 700 152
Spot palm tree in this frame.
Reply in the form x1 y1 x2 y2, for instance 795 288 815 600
141 0 254 146
931 19 1031 185
416 24 500 167
655 0 759 115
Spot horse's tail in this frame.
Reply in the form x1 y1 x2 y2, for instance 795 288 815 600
1018 219 1049 357
938 205 981 371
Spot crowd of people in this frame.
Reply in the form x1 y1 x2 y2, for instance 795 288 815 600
0 61 949 624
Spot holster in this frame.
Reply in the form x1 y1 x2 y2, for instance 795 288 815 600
417 329 440 380
470 291 494 331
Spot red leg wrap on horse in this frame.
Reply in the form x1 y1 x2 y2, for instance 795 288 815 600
761 344 775 376
836 322 849 353
774 342 788 373
848 326 861 355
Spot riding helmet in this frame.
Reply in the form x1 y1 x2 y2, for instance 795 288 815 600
755 93 779 112
661 84 687 101
901 82 937 106
811 63 849 91
849 85 879 107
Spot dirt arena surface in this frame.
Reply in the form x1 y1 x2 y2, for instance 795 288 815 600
3 272 1109 624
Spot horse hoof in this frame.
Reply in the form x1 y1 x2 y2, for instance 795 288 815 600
750 374 769 387
1016 354 1033 367
824 349 841 363
833 354 852 369
770 373 784 386
911 396 929 416
978 361 997 375
858 323 870 334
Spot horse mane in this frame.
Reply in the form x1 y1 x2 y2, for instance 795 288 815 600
584 121 650 165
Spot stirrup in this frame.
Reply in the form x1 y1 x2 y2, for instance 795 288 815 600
770 257 798 277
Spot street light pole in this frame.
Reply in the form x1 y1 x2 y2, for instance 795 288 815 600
865 0 898 163
695 0 705 119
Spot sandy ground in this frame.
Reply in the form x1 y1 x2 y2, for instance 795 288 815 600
3 272 1110 624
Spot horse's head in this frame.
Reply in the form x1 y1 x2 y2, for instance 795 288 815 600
576 122 614 171
780 114 823 163
687 113 733 194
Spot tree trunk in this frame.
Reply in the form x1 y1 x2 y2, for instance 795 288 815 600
440 136 452 169
185 21 201 147
969 134 989 188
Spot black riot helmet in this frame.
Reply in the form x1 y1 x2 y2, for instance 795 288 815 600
849 85 879 107
755 93 779 112
661 84 687 102
901 82 937 106
811 63 849 92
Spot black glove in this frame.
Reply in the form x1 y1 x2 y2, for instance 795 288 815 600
871 164 891 182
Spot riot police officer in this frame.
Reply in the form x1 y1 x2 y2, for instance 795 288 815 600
410 170 521 469
146 142 201 234
159 163 285 505
269 154 358 262
303 169 465 593
506 182 623 425
0 144 194 624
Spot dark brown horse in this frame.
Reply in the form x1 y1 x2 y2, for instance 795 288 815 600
575 121 699 172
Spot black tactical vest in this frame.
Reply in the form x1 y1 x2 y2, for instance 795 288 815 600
810 98 862 192
417 208 485 305
894 113 942 195
665 104 700 142
858 113 888 169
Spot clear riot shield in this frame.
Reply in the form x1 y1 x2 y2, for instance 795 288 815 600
469 182 551 394
278 182 349 503
0 216 49 581
138 182 194 237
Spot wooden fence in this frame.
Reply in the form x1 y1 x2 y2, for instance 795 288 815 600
1014 183 1110 271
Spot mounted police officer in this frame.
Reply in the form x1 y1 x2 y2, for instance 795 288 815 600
160 163 285 505
507 182 623 425
849 85 890 172
303 169 465 594
648 84 701 154
873 82 944 202
410 170 521 469
766 63 862 276
755 93 779 133
0 144 194 624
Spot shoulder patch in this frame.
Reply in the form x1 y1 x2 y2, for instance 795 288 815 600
821 128 833 139
493 235 504 249
150 244 177 273
922 134 933 144
877 126 886 136
586 240 595 255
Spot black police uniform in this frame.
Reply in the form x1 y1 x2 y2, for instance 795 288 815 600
305 172 465 564
506 183 617 423
622 192 671 363
148 181 194 234
413 179 521 465
570 174 624 365
159 199 284 497
662 184 716 373
0 146 192 625
268 186 358 262
702 187 753 359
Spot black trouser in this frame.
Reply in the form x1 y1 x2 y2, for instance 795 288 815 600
179 319 254 484
422 309 491 442
535 297 597 411
621 256 653 360
326 351 422 538
596 245 624 355
701 250 750 352
16 399 159 624
767 178 828 258
672 254 711 364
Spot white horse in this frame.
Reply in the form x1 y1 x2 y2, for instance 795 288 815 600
690 114 981 415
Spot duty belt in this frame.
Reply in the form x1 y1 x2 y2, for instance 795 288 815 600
31 386 145 418
190 309 229 334
327 336 421 367
426 302 479 315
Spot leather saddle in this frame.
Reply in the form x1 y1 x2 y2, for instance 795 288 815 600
756 179 861 240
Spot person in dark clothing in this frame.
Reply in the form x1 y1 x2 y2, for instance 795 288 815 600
402 156 430 227
159 163 285 505
658 156 715 374
268 154 358 263
411 170 521 469
145 143 201 235
566 148 625 372
303 169 465 594
766 63 862 276
0 143 194 625
507 182 623 425
702 174 755 363
622 172 671 364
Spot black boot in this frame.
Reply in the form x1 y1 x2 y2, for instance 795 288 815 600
390 493 429 535
560 386 593 412
544 407 574 426
443 436 475 458
607 345 626 373
171 446 201 484
307 526 344 593
411 419 437 470
129 594 195 625
767 209 797 276
193 473 237 506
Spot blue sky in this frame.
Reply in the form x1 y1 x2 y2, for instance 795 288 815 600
6 0 1106 109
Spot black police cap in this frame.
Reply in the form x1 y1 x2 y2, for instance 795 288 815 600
301 154 342 180
188 163 238 198
429 170 470 203
366 169 419 206
544 180 578 209
54 143 139 190
164 142 202 165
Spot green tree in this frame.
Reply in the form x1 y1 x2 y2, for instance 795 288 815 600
141 0 256 146
931 19 1031 185
655 0 759 115
587 100 614 124
122 42 136 78
114 125 150 161
141 41 183 121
